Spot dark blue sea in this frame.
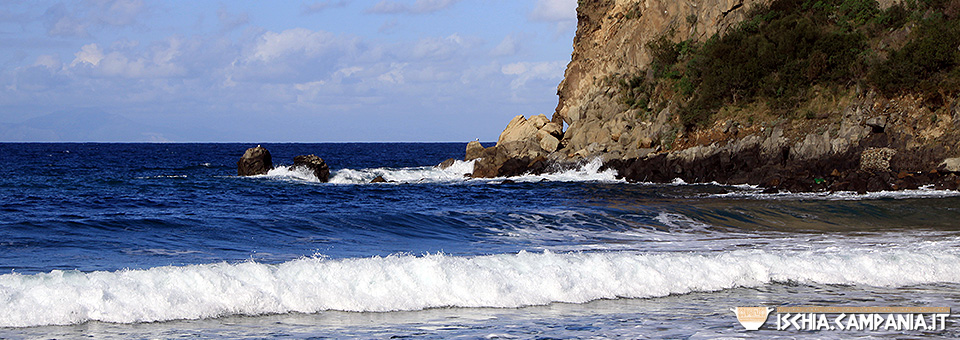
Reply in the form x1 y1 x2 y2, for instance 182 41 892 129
1 143 960 339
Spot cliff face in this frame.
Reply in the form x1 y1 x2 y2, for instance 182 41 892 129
469 0 960 192
555 0 767 159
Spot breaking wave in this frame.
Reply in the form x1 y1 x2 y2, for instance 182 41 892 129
2 249 959 328
251 158 619 184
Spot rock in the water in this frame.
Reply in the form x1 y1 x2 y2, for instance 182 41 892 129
237 146 273 176
465 114 563 178
498 115 538 145
439 158 457 169
938 157 960 173
293 154 330 182
465 141 484 161
370 175 387 183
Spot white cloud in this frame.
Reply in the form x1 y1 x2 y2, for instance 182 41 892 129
410 34 465 60
530 0 576 22
490 35 518 57
378 63 406 84
71 43 105 67
248 28 339 62
530 0 577 33
43 3 90 37
98 0 145 26
42 0 146 37
366 0 459 14
34 55 62 69
501 61 565 89
302 0 349 14
217 6 249 32
69 39 185 78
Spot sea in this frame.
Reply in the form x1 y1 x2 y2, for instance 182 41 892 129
1 142 960 339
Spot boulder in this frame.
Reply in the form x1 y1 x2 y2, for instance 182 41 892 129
540 122 563 139
938 158 960 173
527 114 550 129
465 141 485 160
237 145 273 176
538 131 560 152
497 115 538 145
370 175 387 183
293 154 330 182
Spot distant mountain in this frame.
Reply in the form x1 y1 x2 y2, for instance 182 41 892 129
0 109 182 142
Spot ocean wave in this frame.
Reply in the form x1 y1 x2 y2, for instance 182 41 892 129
491 158 620 183
252 158 619 185
708 185 960 200
2 249 959 328
329 159 476 184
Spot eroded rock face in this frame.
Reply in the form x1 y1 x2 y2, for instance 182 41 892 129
237 146 273 176
293 154 330 182
462 1 960 192
554 0 770 158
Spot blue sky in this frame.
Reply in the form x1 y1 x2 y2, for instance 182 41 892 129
0 0 577 141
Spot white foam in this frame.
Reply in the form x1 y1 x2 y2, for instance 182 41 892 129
250 158 619 185
711 186 960 200
254 165 323 182
497 158 621 183
135 175 188 179
2 248 960 328
328 160 475 184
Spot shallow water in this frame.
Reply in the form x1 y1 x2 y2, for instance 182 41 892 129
1 143 958 338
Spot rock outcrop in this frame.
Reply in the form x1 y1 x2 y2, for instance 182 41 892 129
293 154 330 182
237 146 273 176
469 114 563 177
466 0 960 192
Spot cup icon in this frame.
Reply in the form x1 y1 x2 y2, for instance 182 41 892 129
730 307 775 330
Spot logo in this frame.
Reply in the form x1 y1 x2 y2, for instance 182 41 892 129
730 306 951 331
731 307 775 330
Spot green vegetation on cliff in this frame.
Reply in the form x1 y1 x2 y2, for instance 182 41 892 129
621 0 960 128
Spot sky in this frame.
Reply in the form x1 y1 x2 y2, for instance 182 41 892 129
0 0 578 142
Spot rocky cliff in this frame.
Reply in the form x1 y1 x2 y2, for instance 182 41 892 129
470 0 960 192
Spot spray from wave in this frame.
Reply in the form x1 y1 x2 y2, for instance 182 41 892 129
2 248 959 328
250 158 620 184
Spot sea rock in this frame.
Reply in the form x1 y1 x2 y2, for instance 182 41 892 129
293 154 330 182
237 146 273 176
370 175 387 183
498 115 539 145
938 158 960 173
439 158 457 169
465 141 484 161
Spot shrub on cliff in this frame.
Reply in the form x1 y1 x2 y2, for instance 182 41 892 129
624 0 960 128
870 12 960 106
